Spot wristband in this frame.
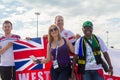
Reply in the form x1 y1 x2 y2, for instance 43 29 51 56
109 66 113 69
35 59 41 64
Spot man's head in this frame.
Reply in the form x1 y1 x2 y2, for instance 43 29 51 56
82 21 93 38
2 20 12 34
54 15 64 32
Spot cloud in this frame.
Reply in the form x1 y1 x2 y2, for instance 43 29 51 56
17 0 120 48
2 0 15 3
0 0 120 48
16 7 27 13
0 4 5 9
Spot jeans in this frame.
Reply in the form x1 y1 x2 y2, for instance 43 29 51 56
50 66 71 80
82 70 104 80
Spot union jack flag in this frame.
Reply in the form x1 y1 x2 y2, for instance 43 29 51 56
13 37 45 72
13 37 52 80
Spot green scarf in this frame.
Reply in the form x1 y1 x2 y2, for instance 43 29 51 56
78 34 102 74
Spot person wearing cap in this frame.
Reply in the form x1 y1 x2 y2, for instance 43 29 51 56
72 21 113 80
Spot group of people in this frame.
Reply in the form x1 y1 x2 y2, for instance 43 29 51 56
0 15 113 80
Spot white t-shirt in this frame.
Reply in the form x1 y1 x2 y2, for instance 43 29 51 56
0 34 21 66
61 29 76 44
75 35 108 70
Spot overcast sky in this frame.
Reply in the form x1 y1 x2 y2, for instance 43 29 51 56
0 0 120 49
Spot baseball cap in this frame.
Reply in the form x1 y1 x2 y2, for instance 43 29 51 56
83 21 93 27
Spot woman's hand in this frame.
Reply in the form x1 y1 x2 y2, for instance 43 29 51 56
26 37 31 40
33 59 41 64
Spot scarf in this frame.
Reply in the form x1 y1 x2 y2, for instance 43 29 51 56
78 34 100 57
77 34 101 74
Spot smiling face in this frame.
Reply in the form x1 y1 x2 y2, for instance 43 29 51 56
82 26 93 38
54 16 64 32
48 24 62 43
50 26 59 37
82 21 93 38
2 22 12 34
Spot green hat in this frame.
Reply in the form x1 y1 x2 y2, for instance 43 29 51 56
83 21 93 27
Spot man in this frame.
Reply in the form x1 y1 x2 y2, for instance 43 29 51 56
43 15 76 45
72 21 113 80
0 20 21 80
54 15 76 45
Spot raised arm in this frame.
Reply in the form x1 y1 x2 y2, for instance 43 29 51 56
66 38 74 53
41 43 51 64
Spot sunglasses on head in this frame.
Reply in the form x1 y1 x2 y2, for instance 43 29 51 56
50 27 58 32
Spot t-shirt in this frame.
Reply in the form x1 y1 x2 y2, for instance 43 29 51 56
0 34 21 66
75 35 108 70
61 29 75 45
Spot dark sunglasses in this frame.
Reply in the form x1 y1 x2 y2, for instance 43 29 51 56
50 27 58 32
83 27 93 30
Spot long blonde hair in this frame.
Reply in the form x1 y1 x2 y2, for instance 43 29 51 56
48 24 62 44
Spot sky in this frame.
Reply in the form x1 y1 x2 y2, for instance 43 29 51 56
107 48 120 76
0 0 120 49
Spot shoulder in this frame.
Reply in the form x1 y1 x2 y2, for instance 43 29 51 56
76 36 83 43
0 36 5 41
62 29 74 34
11 34 21 39
63 37 68 42
93 34 106 46
62 37 69 45
94 35 103 42
62 37 67 42
47 43 51 49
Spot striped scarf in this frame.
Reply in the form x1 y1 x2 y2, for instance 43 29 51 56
78 34 100 57
77 34 102 74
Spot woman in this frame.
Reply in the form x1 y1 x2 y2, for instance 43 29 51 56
40 24 74 80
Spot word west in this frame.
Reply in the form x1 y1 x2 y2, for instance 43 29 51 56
18 71 50 80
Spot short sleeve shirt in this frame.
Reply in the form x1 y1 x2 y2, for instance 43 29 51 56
75 35 108 70
61 29 75 44
0 34 21 66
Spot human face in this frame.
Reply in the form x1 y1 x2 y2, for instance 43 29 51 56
50 27 58 37
50 27 58 32
55 16 64 31
2 23 12 34
82 26 93 38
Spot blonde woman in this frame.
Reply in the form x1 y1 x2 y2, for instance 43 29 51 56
40 24 74 80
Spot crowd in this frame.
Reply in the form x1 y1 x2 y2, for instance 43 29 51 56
0 15 113 80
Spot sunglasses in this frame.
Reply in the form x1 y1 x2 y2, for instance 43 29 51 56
50 27 58 32
83 27 93 30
